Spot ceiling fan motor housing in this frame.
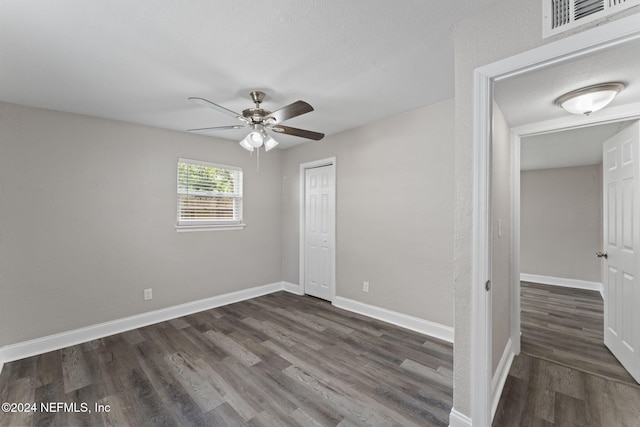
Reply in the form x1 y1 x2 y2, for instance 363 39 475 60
242 108 271 123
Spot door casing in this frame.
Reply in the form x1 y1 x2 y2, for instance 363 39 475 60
299 157 336 300
470 13 640 427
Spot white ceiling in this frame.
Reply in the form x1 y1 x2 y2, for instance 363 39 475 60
520 121 630 170
0 0 502 149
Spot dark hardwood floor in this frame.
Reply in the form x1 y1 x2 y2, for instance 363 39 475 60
493 282 640 426
520 282 636 386
0 291 453 426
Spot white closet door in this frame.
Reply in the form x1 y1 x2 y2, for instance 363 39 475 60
304 164 335 301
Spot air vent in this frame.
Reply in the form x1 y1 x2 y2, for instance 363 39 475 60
543 0 640 38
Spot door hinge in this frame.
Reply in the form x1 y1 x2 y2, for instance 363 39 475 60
485 280 491 291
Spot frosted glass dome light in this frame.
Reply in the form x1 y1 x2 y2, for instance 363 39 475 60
555 82 625 116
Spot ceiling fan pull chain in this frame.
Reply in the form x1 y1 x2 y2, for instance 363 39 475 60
256 145 260 172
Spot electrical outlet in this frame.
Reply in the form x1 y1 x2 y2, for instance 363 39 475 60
144 288 152 301
363 281 370 293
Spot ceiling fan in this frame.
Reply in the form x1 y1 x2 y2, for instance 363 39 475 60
187 91 324 152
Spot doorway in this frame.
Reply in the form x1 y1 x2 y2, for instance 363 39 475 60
470 14 640 426
517 123 634 370
490 114 640 423
519 126 613 296
491 120 640 425
299 158 336 301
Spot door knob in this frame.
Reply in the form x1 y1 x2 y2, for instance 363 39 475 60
596 251 608 259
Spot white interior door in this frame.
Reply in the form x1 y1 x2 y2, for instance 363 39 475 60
304 164 335 301
602 120 640 383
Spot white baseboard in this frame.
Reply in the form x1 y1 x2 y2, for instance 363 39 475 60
520 273 603 299
0 281 285 365
332 296 454 343
449 407 472 427
491 337 515 421
282 281 304 295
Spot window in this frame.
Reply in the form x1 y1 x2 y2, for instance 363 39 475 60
176 158 244 230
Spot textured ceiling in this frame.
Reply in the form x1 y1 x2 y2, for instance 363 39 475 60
520 122 631 171
0 0 502 148
494 37 640 128
495 37 640 170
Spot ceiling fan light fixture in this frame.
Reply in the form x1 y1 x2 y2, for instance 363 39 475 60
239 135 255 151
555 82 625 116
246 130 264 147
263 134 279 152
240 134 255 151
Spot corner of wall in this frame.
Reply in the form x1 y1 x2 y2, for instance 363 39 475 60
282 281 304 295
449 407 472 427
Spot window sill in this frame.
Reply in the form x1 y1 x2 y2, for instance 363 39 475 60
175 224 246 232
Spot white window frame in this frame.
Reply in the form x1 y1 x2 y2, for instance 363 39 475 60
176 158 245 232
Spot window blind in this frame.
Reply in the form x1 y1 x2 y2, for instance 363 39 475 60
177 158 243 227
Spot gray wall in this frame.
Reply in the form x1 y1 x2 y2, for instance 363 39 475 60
282 99 455 326
0 102 283 345
491 103 512 374
520 164 602 282
0 280 5 350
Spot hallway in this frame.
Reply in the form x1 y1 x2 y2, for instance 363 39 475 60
493 282 640 426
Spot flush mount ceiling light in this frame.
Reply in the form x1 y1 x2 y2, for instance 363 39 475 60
554 82 625 116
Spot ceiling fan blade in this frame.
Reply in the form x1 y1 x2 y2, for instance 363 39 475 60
188 97 245 120
271 125 324 141
188 125 248 133
266 100 314 123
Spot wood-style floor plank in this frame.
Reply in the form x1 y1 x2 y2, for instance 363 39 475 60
0 292 452 426
493 282 640 426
